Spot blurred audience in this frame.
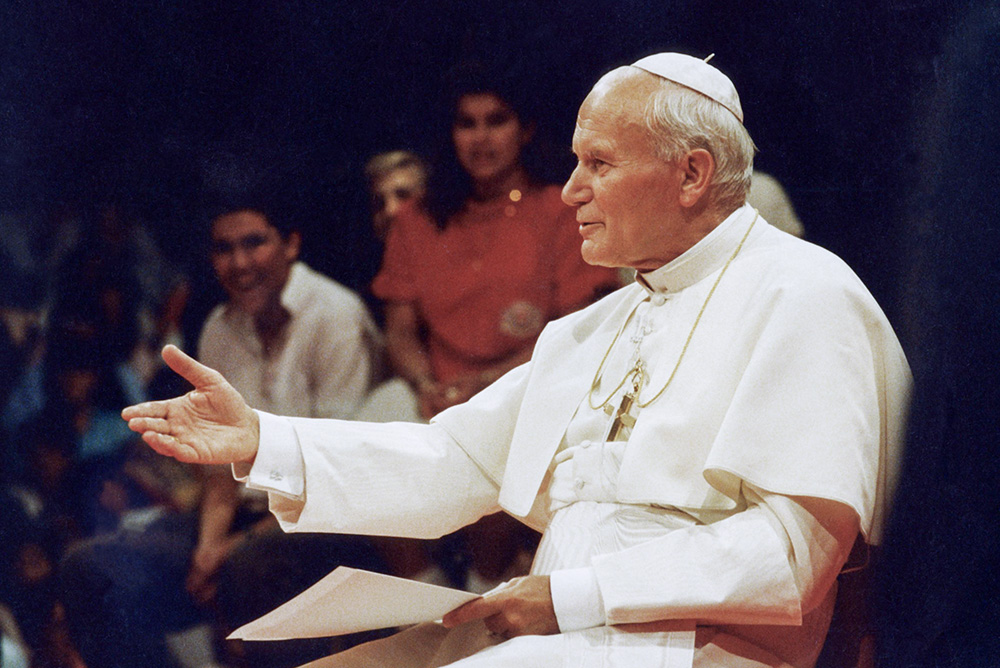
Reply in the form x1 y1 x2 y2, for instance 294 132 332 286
353 150 449 586
59 194 387 668
1 485 60 668
748 171 804 238
373 64 618 420
0 197 187 668
364 150 428 243
0 602 31 668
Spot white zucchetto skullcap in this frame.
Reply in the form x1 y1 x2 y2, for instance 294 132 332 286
630 53 743 123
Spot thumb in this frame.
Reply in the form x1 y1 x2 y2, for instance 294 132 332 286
162 344 224 389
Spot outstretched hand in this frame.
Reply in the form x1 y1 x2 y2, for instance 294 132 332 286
122 345 260 464
442 575 559 639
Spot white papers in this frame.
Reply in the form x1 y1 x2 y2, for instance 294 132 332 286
228 567 480 640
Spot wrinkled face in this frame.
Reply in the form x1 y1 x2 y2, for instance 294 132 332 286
562 72 688 271
210 210 299 317
371 166 426 240
452 93 531 187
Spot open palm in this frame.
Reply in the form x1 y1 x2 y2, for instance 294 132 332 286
122 345 260 464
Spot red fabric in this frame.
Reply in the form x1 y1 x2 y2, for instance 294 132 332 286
372 185 618 383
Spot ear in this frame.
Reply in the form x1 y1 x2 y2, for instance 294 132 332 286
677 148 715 208
284 231 302 261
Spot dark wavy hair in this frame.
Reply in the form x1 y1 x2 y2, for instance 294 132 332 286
424 60 545 228
201 182 299 241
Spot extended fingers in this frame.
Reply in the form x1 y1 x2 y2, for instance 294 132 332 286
140 431 200 462
125 416 171 435
162 344 225 390
122 400 171 421
123 401 202 462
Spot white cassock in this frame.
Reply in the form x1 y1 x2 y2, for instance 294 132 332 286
238 205 912 668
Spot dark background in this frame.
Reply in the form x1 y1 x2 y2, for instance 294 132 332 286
3 2 999 665
0 0 958 335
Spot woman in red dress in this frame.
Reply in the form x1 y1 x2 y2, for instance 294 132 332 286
373 67 618 420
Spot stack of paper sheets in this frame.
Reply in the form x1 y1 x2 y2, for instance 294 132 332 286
229 567 480 641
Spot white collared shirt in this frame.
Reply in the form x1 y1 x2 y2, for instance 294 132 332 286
199 261 380 420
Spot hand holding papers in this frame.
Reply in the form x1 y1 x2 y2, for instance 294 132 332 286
229 567 480 640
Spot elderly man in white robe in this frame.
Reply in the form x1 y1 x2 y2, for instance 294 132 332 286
122 53 911 668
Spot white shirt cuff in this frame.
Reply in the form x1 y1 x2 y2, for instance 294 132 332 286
231 410 305 499
550 566 606 632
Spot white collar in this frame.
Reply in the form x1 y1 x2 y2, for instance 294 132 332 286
279 261 309 314
636 205 757 297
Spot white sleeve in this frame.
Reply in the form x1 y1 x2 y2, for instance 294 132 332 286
232 410 305 498
235 411 503 540
550 567 606 632
548 485 857 629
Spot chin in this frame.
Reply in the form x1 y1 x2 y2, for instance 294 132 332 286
580 244 616 268
231 296 265 317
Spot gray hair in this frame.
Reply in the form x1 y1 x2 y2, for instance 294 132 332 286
642 78 756 212
363 150 428 186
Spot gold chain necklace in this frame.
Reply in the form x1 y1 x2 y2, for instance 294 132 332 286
588 213 758 427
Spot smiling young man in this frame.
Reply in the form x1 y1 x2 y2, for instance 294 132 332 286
62 201 386 668
208 208 301 348
122 55 911 668
202 206 377 417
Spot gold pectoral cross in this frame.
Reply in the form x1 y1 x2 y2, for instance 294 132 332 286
602 365 643 442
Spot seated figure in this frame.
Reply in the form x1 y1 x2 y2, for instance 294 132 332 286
122 54 910 668
60 195 388 668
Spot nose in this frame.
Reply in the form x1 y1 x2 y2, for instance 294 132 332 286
384 196 402 221
231 246 252 269
469 121 493 145
469 133 488 150
561 164 590 207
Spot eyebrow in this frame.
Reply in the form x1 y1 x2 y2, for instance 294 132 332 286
570 136 615 159
210 233 269 251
